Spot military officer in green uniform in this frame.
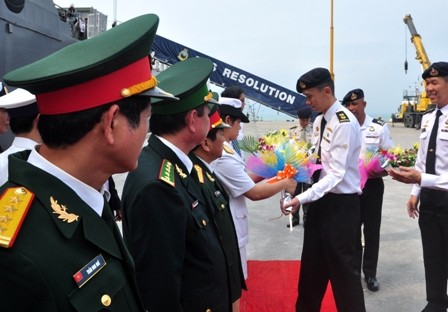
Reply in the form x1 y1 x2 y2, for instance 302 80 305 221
0 14 176 312
189 105 246 311
121 58 231 312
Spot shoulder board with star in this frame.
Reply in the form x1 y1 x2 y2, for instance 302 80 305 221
0 187 35 248
336 111 350 123
372 118 385 126
223 144 234 155
193 164 205 184
158 159 175 187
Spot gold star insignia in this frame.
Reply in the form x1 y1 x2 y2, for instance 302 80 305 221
4 205 17 213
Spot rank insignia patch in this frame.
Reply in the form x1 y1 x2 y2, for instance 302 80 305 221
159 159 175 187
0 187 35 248
51 197 79 223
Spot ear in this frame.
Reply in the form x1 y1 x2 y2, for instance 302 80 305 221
200 137 212 152
224 115 232 125
102 104 120 145
185 109 198 133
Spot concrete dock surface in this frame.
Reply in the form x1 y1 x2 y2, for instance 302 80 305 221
114 121 427 312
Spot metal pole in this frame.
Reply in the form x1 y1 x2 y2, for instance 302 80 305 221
329 0 335 81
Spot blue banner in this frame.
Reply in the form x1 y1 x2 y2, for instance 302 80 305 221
152 35 306 118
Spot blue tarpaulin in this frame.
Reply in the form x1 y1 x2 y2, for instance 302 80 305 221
152 35 307 118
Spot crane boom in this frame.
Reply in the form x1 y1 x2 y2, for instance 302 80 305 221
403 14 431 71
393 14 434 129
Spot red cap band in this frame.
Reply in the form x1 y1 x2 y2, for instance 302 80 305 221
36 57 151 115
209 110 223 130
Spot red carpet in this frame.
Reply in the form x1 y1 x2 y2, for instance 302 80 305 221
240 260 337 312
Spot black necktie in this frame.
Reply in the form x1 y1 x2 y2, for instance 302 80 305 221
312 117 327 183
426 110 442 174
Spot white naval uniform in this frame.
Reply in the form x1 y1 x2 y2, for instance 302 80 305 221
291 123 313 143
296 101 362 204
211 140 255 279
295 100 366 311
0 137 38 185
360 115 394 155
412 105 448 196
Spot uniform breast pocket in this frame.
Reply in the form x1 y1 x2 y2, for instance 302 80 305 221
419 130 428 140
68 260 135 311
320 135 331 153
439 130 448 141
190 206 212 258
365 136 380 146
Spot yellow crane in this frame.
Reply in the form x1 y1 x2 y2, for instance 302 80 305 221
392 14 434 129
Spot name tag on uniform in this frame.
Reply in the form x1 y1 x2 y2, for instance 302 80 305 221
73 254 107 288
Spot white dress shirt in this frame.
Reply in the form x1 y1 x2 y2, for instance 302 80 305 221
412 105 448 196
297 101 362 204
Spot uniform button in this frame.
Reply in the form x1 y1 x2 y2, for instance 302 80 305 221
202 219 207 226
221 204 225 209
101 294 112 307
205 309 212 312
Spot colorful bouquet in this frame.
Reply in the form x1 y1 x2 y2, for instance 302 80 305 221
358 147 392 189
358 143 419 189
238 129 321 183
387 143 419 168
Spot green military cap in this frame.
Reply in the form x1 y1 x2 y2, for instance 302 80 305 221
151 58 218 115
3 14 176 115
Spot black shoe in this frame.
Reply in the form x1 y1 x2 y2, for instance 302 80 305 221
365 277 379 291
287 217 300 228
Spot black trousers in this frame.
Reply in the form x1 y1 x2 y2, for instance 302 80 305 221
419 188 448 310
296 193 365 312
355 178 384 278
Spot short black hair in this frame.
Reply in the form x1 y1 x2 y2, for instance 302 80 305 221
38 96 150 148
150 104 207 136
221 85 244 99
10 113 38 135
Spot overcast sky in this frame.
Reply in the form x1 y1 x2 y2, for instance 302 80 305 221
56 0 448 120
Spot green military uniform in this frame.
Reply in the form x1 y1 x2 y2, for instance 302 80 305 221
122 135 229 312
190 153 246 302
121 57 230 312
0 13 175 312
0 151 145 311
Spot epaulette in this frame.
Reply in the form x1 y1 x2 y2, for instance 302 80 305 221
194 165 205 184
424 108 435 115
158 159 175 187
336 111 350 123
0 187 35 248
372 118 385 126
223 144 234 155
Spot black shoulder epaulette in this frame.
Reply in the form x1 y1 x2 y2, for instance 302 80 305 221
372 118 385 126
424 108 435 115
158 159 175 187
336 111 350 123
0 187 35 248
